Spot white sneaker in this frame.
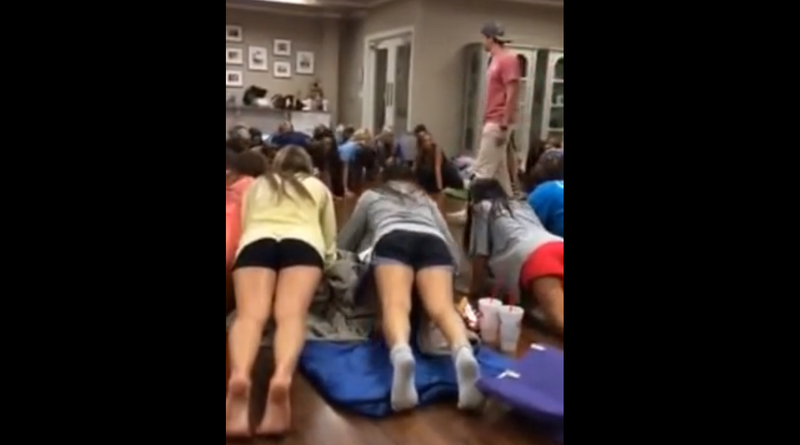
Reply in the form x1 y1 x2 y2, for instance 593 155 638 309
447 209 467 224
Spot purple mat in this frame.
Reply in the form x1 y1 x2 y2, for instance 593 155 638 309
477 345 564 439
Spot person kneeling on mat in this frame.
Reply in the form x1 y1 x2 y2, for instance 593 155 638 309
337 163 485 412
335 128 372 198
465 179 564 335
414 131 465 193
226 145 337 438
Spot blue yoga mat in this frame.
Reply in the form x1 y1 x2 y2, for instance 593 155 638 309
300 339 512 418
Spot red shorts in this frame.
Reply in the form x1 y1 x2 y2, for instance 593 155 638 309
519 241 564 289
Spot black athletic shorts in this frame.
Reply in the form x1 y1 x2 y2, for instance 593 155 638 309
372 230 453 270
232 238 323 271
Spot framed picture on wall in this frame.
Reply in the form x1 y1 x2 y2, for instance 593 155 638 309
225 48 244 65
225 25 243 42
273 39 291 56
295 51 315 75
273 61 291 78
226 70 243 87
248 46 268 71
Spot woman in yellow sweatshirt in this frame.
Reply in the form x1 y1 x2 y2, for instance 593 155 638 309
226 145 337 438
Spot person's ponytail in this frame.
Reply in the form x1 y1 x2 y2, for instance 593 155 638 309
266 145 315 202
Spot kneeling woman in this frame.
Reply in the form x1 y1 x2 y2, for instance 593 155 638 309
226 146 337 438
337 164 483 412
465 179 564 335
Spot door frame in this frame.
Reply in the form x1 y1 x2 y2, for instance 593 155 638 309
361 26 415 132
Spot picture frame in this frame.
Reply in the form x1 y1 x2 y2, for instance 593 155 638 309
273 61 291 79
225 25 243 42
273 39 292 56
248 46 268 71
225 70 244 87
295 51 315 75
225 48 244 65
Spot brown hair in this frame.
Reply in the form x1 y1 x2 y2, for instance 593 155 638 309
377 163 424 202
226 137 249 154
232 151 267 177
414 131 440 169
264 145 315 202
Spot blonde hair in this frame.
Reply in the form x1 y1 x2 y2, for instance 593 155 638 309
264 145 314 202
351 128 372 144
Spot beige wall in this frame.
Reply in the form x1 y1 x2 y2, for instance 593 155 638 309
225 9 342 121
338 0 562 153
337 0 423 127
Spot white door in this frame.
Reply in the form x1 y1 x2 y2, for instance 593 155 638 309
366 35 412 132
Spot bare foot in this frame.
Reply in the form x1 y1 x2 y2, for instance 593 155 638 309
226 376 252 438
256 377 292 436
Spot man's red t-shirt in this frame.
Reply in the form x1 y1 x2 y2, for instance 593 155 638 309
484 51 521 125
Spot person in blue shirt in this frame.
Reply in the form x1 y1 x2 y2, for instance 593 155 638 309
527 180 564 237
268 121 311 149
332 128 369 198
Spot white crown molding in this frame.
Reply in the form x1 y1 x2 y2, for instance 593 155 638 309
225 2 342 17
242 0 400 9
244 0 390 7
503 0 563 7
226 0 563 18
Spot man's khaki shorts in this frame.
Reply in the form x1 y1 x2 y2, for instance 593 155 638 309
473 122 513 196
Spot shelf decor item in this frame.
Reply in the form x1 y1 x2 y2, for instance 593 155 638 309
225 25 243 42
225 47 243 65
273 61 291 78
226 70 243 87
295 51 315 75
273 39 291 56
248 46 268 71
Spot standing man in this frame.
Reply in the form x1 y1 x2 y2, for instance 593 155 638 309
476 22 520 197
449 23 520 222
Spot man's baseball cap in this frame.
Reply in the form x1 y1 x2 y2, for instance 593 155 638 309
481 22 512 44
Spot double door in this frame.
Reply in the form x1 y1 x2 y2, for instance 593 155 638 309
370 36 412 132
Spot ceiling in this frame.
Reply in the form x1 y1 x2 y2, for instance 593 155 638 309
226 0 563 17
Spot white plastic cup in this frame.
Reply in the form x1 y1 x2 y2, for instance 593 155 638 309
478 298 503 343
498 305 525 353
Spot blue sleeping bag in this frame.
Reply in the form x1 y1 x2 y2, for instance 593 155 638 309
300 339 512 417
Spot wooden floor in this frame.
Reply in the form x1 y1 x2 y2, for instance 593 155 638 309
227 193 560 445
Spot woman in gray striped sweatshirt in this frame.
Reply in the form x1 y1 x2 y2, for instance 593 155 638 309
337 163 484 413
465 179 564 335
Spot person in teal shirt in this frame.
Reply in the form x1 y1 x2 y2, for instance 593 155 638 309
527 180 564 237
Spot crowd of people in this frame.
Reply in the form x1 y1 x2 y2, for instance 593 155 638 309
225 20 564 440
224 123 564 438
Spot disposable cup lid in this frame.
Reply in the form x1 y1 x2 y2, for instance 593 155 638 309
479 298 503 305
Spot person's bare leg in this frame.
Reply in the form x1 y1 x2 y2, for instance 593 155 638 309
226 267 277 437
416 267 483 410
532 276 564 335
375 263 417 411
256 266 321 436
